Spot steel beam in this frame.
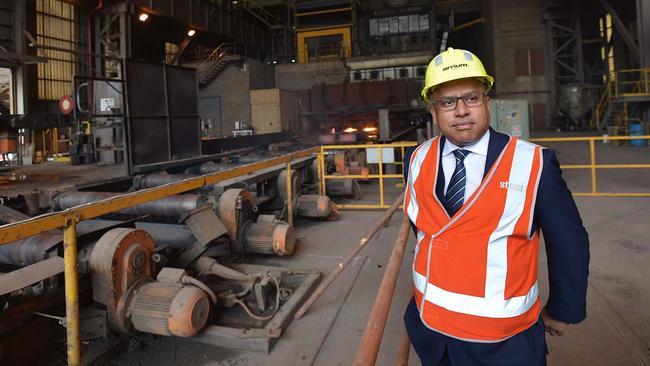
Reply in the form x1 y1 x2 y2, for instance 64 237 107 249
600 0 640 62
638 0 650 68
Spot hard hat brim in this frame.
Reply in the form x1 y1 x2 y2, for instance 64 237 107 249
421 75 494 102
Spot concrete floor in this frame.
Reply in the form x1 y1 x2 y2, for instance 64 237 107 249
106 137 650 365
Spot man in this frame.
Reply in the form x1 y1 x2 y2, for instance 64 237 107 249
403 48 589 365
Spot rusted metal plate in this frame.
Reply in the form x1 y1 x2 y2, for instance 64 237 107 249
0 256 64 296
183 205 227 246
171 206 229 268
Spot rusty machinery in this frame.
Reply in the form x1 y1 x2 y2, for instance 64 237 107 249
318 151 365 198
0 154 331 363
88 228 211 337
49 189 298 258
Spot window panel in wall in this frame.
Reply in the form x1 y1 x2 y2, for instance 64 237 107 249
378 18 389 35
389 17 399 34
419 15 429 32
515 48 544 77
383 68 395 80
369 18 378 36
408 14 419 32
36 0 75 100
165 42 179 64
398 16 408 33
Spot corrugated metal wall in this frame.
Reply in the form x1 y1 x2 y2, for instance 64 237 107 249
308 78 420 112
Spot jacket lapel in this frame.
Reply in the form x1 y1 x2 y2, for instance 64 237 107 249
436 136 447 203
485 127 510 177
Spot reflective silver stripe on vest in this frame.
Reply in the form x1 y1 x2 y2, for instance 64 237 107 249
413 271 538 318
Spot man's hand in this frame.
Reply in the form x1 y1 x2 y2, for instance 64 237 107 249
542 306 569 336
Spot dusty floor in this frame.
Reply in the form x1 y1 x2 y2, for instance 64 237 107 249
102 135 650 365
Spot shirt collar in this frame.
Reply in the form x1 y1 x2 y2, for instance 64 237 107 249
442 129 490 157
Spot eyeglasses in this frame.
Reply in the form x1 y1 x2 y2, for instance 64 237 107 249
431 91 488 111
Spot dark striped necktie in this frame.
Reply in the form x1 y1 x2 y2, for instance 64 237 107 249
445 149 470 216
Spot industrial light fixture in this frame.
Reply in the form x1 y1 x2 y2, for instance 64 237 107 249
344 127 357 133
138 13 149 22
187 29 196 37
363 126 377 132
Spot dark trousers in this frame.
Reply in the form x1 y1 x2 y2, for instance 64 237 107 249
404 298 547 366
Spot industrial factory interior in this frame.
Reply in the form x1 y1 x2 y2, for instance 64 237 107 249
0 0 648 365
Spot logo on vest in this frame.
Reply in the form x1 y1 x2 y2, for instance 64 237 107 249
499 181 525 192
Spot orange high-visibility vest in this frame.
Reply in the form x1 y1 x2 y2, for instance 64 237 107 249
404 135 544 342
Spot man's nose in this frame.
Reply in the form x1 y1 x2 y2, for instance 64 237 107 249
455 98 470 116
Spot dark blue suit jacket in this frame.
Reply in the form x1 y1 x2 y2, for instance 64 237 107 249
403 129 590 365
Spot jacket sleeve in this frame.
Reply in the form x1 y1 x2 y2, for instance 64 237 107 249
534 149 590 324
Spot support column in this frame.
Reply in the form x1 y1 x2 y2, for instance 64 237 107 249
638 0 650 68
13 0 26 115
545 18 556 128
636 0 650 124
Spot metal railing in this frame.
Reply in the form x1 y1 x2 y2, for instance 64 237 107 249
592 68 650 129
611 68 650 98
319 142 417 209
529 135 650 197
203 43 235 63
0 147 319 366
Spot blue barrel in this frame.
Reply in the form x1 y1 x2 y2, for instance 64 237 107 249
629 123 648 147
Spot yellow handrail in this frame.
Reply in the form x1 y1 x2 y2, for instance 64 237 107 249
320 142 417 209
591 68 650 129
529 135 650 197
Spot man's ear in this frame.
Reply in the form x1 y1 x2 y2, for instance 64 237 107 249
485 96 492 125
430 107 438 128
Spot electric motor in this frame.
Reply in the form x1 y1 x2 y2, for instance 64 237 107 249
129 282 210 337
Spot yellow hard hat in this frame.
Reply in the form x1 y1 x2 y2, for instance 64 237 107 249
421 47 494 101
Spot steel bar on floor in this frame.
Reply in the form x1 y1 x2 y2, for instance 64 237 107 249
294 191 405 320
353 215 411 365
